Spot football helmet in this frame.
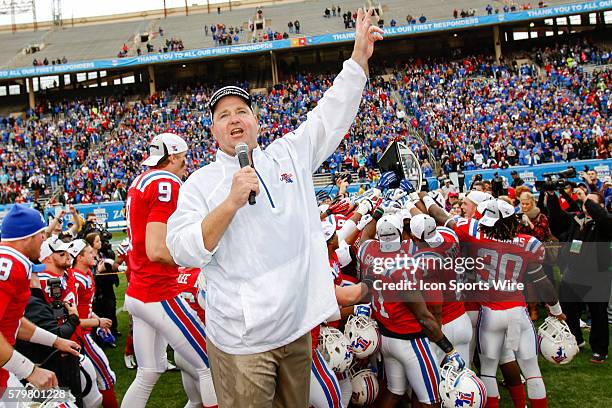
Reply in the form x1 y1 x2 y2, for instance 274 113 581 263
376 214 403 252
439 363 486 408
318 326 353 372
538 316 579 365
344 315 381 359
349 364 379 406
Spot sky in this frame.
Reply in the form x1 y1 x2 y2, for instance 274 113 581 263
0 0 224 26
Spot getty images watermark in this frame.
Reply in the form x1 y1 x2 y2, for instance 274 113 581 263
366 253 527 293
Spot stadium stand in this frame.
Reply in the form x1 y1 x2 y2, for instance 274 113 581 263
0 0 576 68
1 33 609 204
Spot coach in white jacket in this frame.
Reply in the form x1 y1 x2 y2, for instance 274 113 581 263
167 9 382 407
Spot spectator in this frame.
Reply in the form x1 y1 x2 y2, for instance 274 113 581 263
510 170 524 188
518 190 556 319
419 14 427 24
582 168 603 193
545 188 612 363
294 19 300 34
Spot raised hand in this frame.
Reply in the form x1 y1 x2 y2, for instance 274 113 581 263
351 8 384 72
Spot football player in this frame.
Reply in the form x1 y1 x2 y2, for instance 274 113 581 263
0 205 80 399
121 133 216 408
69 239 119 407
428 198 564 408
175 267 209 408
407 213 473 367
359 214 465 408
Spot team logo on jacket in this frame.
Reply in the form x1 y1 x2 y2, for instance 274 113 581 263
455 391 475 406
280 173 294 183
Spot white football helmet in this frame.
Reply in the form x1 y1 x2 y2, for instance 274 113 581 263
349 364 379 406
318 326 353 373
344 315 381 359
538 316 579 365
376 214 403 252
439 363 486 408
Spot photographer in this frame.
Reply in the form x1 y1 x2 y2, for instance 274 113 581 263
544 188 612 363
15 269 84 406
36 237 104 407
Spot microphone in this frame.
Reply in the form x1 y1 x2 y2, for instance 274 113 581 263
235 143 256 205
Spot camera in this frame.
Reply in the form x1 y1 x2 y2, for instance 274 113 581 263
47 278 67 320
80 220 114 260
535 167 576 192
334 171 353 185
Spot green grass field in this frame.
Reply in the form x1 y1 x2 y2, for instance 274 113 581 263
107 233 612 407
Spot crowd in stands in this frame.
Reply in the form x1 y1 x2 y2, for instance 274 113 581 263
454 1 547 18
1 38 611 204
206 24 243 45
32 56 68 66
0 99 122 204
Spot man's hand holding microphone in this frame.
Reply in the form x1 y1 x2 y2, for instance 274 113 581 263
227 143 260 210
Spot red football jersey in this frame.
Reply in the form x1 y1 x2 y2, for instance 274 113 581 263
415 227 465 324
0 245 34 389
71 267 95 335
176 267 205 323
126 169 182 302
453 217 545 310
358 239 423 335
0 245 34 346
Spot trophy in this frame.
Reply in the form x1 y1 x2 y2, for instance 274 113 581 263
377 141 423 192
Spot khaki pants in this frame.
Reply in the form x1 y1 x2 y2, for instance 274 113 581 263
207 332 312 408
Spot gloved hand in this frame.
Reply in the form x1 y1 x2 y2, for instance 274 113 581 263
356 198 373 216
327 197 353 215
390 188 407 202
399 179 416 194
377 171 398 191
96 328 116 346
354 304 372 317
428 190 445 208
357 214 373 231
441 349 466 370
381 199 402 214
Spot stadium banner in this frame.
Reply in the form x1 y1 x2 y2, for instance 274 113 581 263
44 201 127 232
463 159 612 188
1 0 610 80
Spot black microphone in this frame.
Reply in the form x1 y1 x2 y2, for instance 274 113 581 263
235 143 256 205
